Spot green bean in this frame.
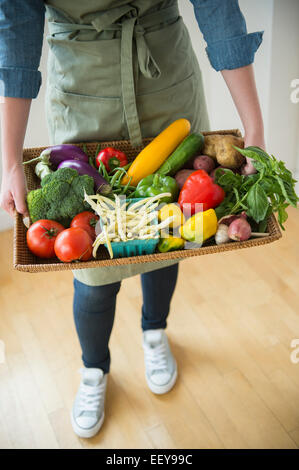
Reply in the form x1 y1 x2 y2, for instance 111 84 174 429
120 175 133 195
94 143 101 157
99 161 109 180
115 170 127 186
114 167 127 178
89 156 97 169
113 188 122 194
110 169 122 188
82 143 88 155
110 164 131 178
110 166 124 174
123 162 132 171
97 162 104 177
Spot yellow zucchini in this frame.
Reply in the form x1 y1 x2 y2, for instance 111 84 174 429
121 119 191 186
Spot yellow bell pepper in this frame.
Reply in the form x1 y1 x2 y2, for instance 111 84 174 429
179 209 217 244
158 203 185 229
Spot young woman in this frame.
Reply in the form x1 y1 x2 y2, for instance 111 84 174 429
0 0 265 438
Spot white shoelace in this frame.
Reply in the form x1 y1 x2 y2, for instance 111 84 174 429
144 342 168 373
78 382 105 413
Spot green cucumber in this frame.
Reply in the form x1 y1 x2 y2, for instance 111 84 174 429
156 133 204 176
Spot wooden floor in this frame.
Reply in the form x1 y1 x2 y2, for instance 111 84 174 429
0 207 299 449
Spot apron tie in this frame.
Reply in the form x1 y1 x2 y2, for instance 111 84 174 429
120 14 143 147
134 25 161 79
91 5 163 145
47 4 179 147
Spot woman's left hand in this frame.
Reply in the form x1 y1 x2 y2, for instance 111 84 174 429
241 132 266 175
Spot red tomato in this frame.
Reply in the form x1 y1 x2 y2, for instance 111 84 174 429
54 227 93 262
26 219 65 258
70 211 99 241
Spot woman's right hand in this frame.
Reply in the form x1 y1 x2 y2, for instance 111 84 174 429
0 161 29 218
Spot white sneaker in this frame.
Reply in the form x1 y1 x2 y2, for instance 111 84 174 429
142 329 177 395
71 367 107 438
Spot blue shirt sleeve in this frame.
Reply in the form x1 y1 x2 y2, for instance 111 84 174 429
0 0 45 98
189 0 263 71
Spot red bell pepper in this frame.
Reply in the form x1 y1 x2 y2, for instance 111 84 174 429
96 147 128 173
178 169 225 215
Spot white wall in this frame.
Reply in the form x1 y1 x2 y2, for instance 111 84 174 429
181 0 275 138
182 0 299 184
0 0 298 231
267 0 299 176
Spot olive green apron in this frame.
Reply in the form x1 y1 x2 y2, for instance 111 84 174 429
44 0 210 286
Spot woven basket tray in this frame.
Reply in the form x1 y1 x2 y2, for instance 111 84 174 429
14 129 282 273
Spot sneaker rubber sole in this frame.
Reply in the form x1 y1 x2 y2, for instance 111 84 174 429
71 410 105 439
145 360 178 395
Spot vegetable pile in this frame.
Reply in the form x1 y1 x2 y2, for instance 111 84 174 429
23 119 298 262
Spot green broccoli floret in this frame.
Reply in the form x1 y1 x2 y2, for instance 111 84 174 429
41 167 77 187
27 167 95 226
42 180 71 204
71 173 94 210
27 189 50 222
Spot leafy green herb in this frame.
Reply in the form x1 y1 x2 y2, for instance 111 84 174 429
214 147 299 230
246 184 269 222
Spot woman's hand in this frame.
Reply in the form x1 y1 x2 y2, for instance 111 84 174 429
0 161 29 217
241 131 266 175
0 97 32 218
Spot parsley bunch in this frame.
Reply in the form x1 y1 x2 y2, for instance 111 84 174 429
214 146 299 231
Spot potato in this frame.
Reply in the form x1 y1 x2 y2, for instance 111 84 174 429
175 169 195 189
202 135 222 160
215 136 245 169
193 155 215 173
202 134 245 169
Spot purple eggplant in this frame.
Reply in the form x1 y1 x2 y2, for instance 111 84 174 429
58 159 111 195
23 144 89 168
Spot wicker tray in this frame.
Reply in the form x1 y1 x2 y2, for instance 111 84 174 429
14 129 282 273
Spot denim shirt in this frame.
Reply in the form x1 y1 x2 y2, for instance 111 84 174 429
0 0 263 98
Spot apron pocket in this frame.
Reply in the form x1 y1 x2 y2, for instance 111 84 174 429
47 36 122 98
136 72 204 137
47 86 126 144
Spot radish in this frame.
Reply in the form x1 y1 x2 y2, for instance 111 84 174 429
228 216 252 241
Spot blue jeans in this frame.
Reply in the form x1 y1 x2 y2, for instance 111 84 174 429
73 263 179 373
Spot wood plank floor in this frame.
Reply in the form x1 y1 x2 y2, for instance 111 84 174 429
0 207 298 449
